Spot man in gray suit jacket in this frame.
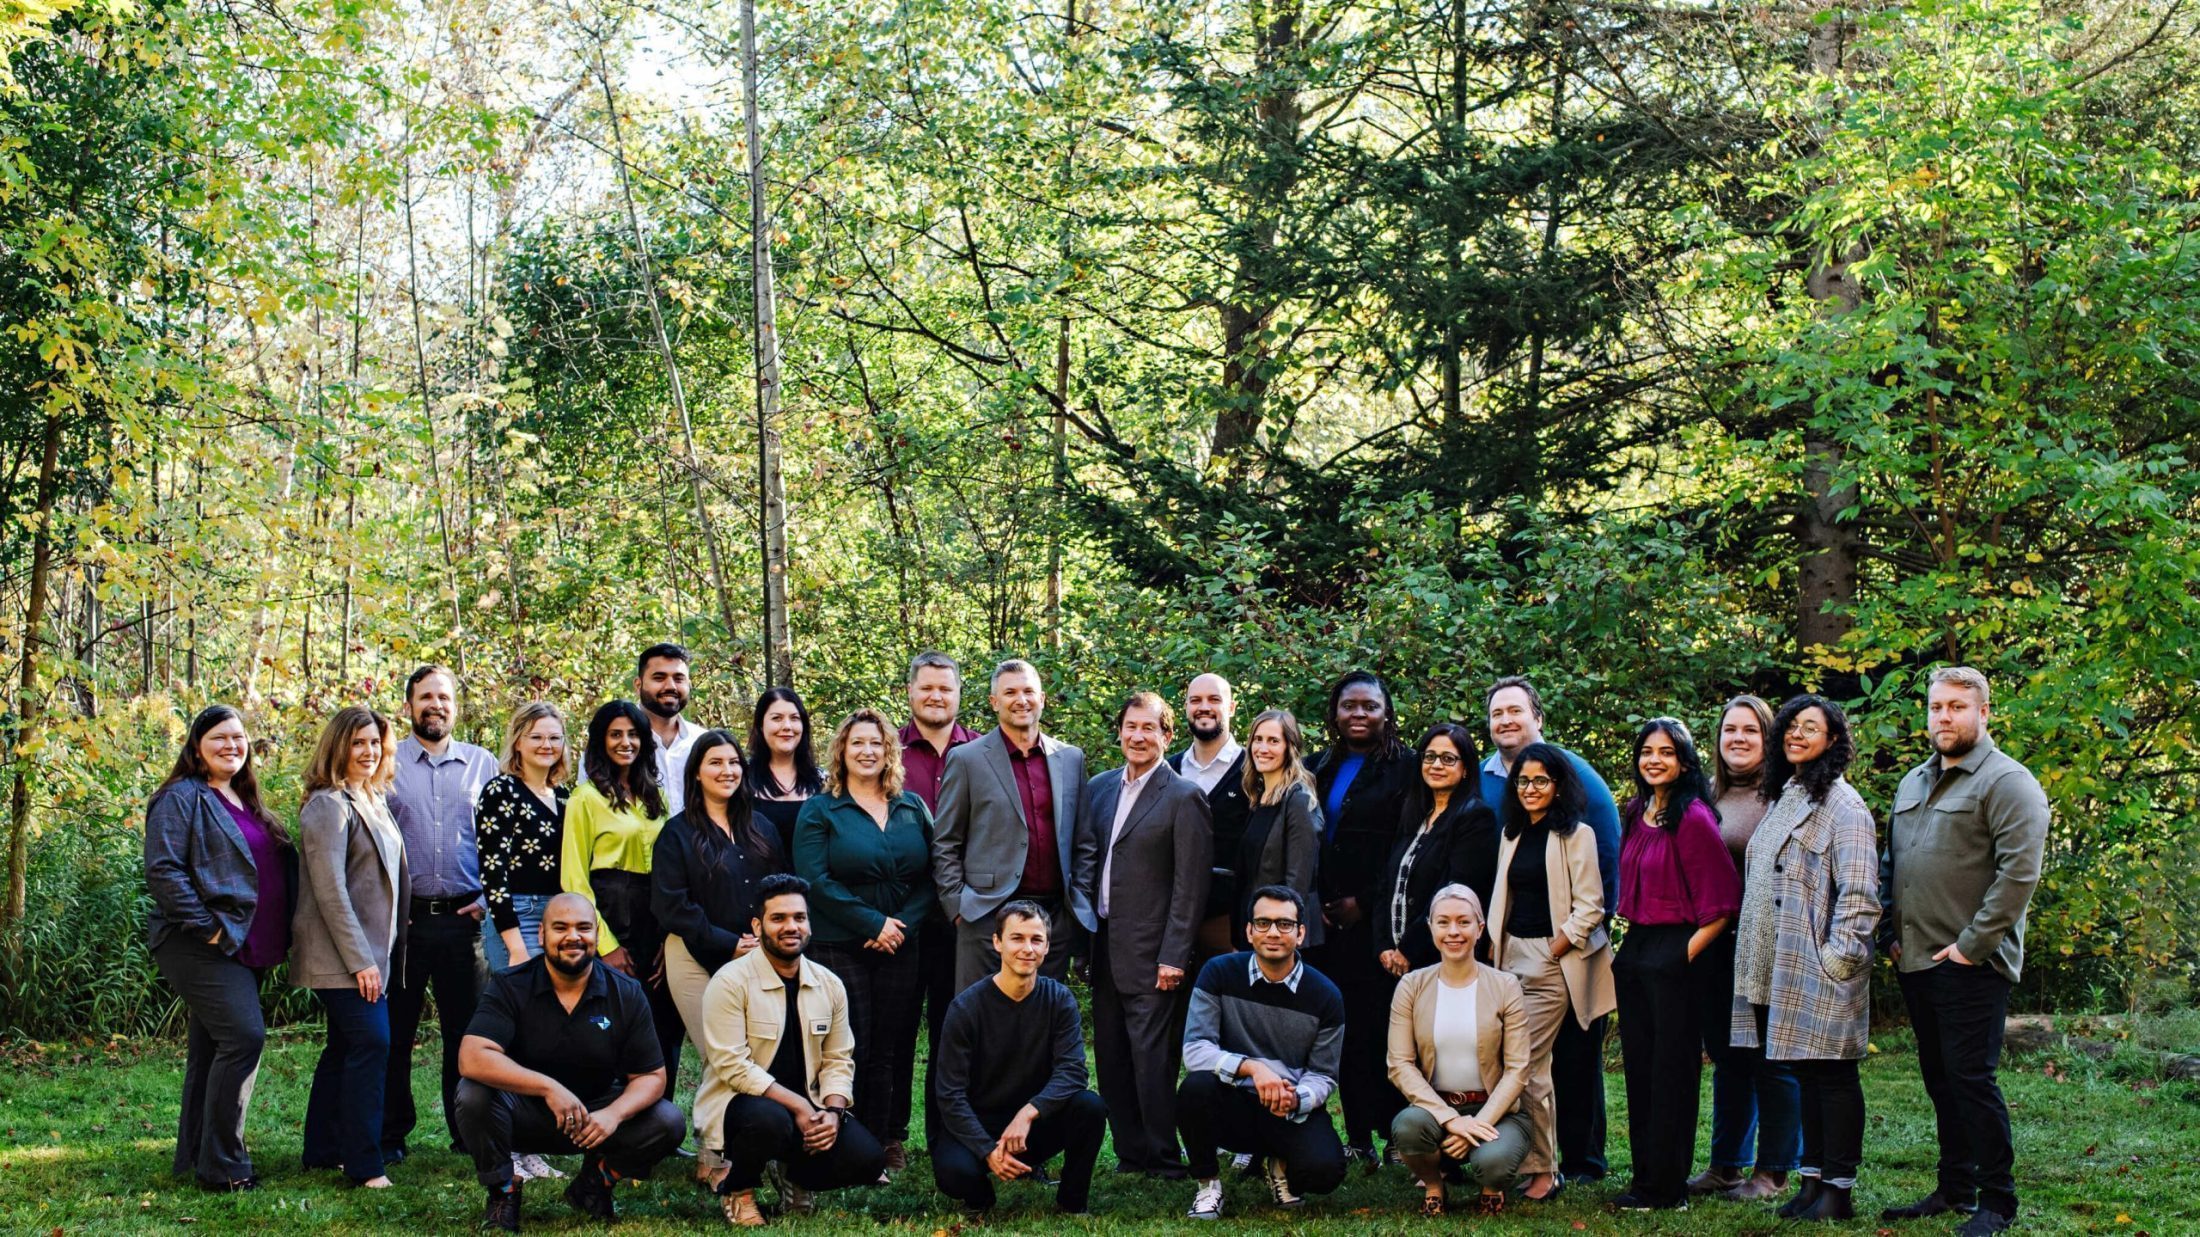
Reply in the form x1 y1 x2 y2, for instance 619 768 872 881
1074 692 1212 1177
931 659 1092 992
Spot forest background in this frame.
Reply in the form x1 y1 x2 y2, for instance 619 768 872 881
2 0 2197 1041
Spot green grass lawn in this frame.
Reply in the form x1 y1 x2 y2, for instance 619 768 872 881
2 1024 2192 1235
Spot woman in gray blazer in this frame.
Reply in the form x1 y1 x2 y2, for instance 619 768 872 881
1232 709 1325 948
290 705 410 1188
144 704 295 1192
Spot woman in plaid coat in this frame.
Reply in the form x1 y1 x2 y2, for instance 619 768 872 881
1729 695 1879 1222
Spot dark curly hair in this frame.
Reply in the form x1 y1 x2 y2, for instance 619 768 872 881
1624 717 1715 833
585 699 668 818
1321 669 1409 760
1499 741 1586 839
1760 694 1854 805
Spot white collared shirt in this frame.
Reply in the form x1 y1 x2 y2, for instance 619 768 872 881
1178 738 1242 794
1098 762 1159 919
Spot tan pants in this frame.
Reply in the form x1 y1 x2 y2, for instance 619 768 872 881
662 935 721 1151
1503 934 1571 1176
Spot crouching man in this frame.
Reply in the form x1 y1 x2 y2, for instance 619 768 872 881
696 874 887 1226
931 900 1107 1217
455 892 687 1231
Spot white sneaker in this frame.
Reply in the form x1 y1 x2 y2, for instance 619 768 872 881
1229 1152 1253 1173
1264 1156 1304 1208
1188 1178 1226 1220
511 1153 564 1181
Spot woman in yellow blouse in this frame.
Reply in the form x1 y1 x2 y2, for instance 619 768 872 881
561 700 681 1087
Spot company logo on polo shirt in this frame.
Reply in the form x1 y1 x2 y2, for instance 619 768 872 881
592 1015 612 1031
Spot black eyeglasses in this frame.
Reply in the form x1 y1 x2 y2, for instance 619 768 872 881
1516 775 1555 790
1250 917 1301 933
1421 751 1462 768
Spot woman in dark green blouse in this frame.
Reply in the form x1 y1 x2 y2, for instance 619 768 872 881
792 707 937 1175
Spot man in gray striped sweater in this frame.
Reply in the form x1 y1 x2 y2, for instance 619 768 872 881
1176 885 1348 1220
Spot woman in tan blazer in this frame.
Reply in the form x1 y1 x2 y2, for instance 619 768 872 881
1486 742 1615 1203
290 705 409 1188
1387 884 1534 1216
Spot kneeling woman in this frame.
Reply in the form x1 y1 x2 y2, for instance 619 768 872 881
1386 885 1535 1216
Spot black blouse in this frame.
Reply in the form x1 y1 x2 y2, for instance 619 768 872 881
752 795 807 860
1505 820 1556 939
650 809 791 973
476 774 568 932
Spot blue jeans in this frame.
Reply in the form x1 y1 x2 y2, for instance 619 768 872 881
483 893 551 972
304 987 391 1182
1700 931 1802 1172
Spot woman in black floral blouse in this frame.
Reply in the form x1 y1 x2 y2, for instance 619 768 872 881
476 700 570 970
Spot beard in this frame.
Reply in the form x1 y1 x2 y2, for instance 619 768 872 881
642 690 688 720
413 714 451 742
545 946 594 978
761 932 808 963
1189 717 1226 743
1933 728 1979 758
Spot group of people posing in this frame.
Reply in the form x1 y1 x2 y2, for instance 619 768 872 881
142 644 2049 1235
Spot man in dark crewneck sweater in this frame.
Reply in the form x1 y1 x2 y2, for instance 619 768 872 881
930 901 1107 1216
1177 885 1348 1220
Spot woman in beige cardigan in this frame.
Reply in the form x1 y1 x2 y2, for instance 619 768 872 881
291 706 410 1188
1486 743 1616 1203
1387 884 1534 1216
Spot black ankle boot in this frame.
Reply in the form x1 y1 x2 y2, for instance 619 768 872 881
1777 1176 1823 1219
1794 1183 1855 1221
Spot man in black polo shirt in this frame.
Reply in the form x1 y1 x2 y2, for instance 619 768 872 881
455 892 687 1231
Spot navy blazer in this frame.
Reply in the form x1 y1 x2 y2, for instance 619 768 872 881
144 777 291 955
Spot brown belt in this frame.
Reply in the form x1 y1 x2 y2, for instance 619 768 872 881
1440 1090 1489 1108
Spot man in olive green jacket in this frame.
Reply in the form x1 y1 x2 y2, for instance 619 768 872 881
1878 667 2049 1237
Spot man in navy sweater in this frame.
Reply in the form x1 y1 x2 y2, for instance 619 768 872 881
1176 885 1348 1220
930 901 1107 1217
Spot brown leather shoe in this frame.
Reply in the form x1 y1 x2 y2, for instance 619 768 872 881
883 1140 908 1175
721 1190 767 1228
1725 1170 1789 1201
1688 1165 1747 1195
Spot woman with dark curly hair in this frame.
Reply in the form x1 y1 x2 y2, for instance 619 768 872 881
1730 695 1880 1221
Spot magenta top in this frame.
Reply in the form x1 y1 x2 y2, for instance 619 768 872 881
223 796 291 970
1618 798 1742 927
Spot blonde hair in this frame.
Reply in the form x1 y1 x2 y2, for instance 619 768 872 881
499 700 570 784
303 705 397 801
1928 666 1991 707
1427 882 1485 921
824 708 905 800
1242 708 1317 807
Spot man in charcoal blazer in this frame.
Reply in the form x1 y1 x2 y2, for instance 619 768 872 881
1073 692 1213 1177
932 658 1092 992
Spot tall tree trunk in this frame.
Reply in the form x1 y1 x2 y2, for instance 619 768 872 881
402 156 470 675
1209 0 1303 484
1796 4 1862 690
594 46 745 663
744 0 795 687
3 409 64 932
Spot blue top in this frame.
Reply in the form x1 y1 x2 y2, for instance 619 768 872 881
1322 754 1364 842
388 735 498 900
1481 745 1621 913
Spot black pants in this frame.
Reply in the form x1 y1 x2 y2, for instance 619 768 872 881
451 1079 685 1189
1900 961 2017 1216
1312 925 1399 1150
1793 1057 1865 1185
931 1091 1107 1213
917 910 960 1133
1553 1009 1609 1176
1092 924 1187 1170
591 870 685 1096
1175 1071 1346 1194
718 1093 887 1193
385 904 485 1153
151 937 267 1184
1615 923 1703 1205
811 933 926 1144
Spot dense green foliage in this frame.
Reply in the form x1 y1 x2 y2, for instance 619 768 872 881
4 0 2198 1037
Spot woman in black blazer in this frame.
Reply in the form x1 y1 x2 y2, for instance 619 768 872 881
1377 723 1500 975
143 704 296 1192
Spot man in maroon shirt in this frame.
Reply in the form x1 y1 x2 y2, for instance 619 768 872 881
899 650 983 1153
930 659 1090 991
